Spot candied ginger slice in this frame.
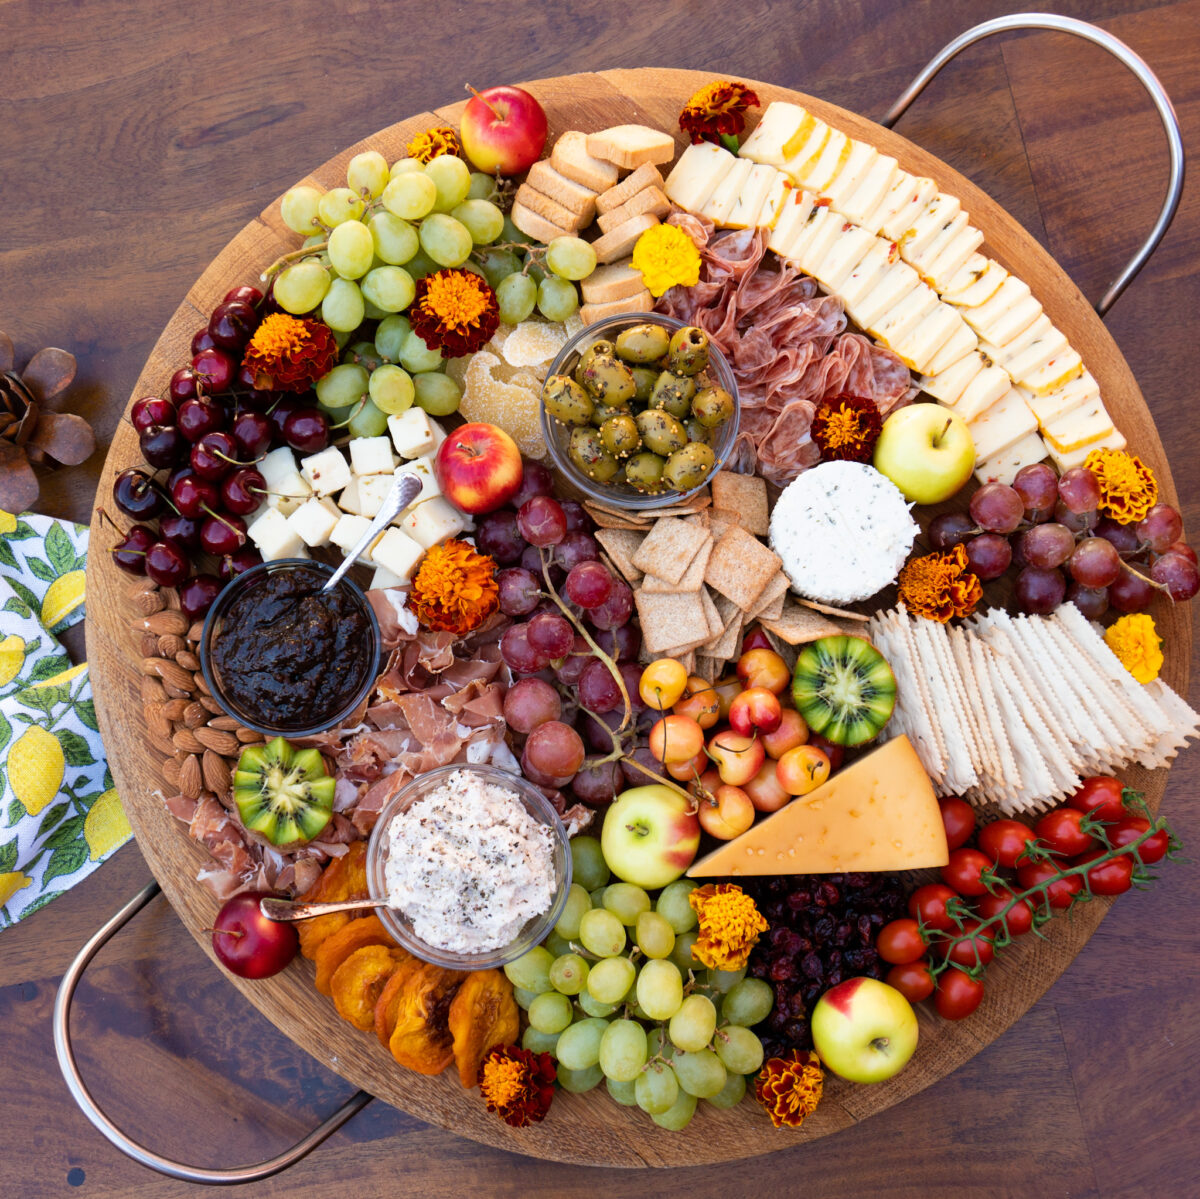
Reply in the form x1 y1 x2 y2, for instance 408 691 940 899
502 320 569 369
459 352 547 459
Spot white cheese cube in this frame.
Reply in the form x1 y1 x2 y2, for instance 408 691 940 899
920 350 986 405
663 142 736 212
258 446 299 489
300 447 351 496
357 473 396 518
264 469 311 517
766 189 816 258
726 163 780 229
387 408 438 459
953 365 1010 423
968 387 1038 465
398 496 472 549
837 239 895 309
975 431 1050 486
924 319 980 377
429 419 447 451
902 192 962 258
759 173 795 230
349 435 396 477
247 507 309 561
924 224 986 291
824 141 878 209
286 496 341 548
801 129 850 193
400 456 441 507
330 513 374 561
370 527 424 582
1043 398 1113 454
738 102 810 167
1046 426 1126 471
893 304 970 374
847 260 920 329
368 564 406 590
1023 370 1100 431
840 154 899 227
699 158 754 226
811 224 877 290
338 477 363 515
871 173 936 241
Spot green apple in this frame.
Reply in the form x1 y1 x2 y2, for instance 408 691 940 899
810 977 918 1083
600 786 701 889
872 403 975 504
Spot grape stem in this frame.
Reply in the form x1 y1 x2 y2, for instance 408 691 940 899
1118 556 1173 598
260 241 329 281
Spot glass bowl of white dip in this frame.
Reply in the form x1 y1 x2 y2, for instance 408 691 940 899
366 763 572 970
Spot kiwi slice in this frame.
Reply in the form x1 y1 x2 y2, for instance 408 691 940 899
233 737 336 846
791 635 896 747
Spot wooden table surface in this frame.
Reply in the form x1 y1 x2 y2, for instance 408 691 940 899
3 1 1198 1194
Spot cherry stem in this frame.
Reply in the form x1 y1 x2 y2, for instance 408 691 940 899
261 241 329 280
202 506 242 535
329 395 369 430
464 83 504 122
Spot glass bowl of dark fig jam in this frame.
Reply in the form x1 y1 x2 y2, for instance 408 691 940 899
200 559 381 738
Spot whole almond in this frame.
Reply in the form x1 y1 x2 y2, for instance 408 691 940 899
164 588 182 611
236 727 262 743
199 696 224 714
145 610 188 636
176 650 201 672
179 754 203 800
163 680 191 700
194 726 239 755
157 633 186 658
161 756 182 788
163 698 190 722
153 659 196 693
207 715 240 731
128 578 157 598
193 671 211 696
141 656 165 676
183 701 207 729
144 703 172 740
134 590 166 616
141 632 161 657
201 749 231 795
172 727 206 755
187 621 205 643
150 730 178 758
141 676 167 706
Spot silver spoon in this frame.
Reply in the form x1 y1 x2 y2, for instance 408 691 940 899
259 895 390 922
321 471 422 592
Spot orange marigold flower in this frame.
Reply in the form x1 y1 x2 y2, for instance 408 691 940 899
679 79 761 145
897 543 983 622
241 313 338 393
410 539 499 635
409 268 501 358
689 883 768 971
811 394 883 463
406 126 461 164
1084 447 1158 524
478 1044 556 1127
754 1050 824 1129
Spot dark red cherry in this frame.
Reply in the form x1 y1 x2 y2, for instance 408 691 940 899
130 395 176 434
230 409 272 458
144 540 190 587
139 425 187 469
221 467 266 515
200 512 248 556
177 397 225 442
170 472 220 519
268 395 301 440
111 525 155 574
283 407 329 454
191 327 217 357
169 368 199 404
190 430 240 480
224 285 264 307
235 362 278 410
208 299 258 352
159 513 202 549
113 468 165 520
179 573 222 620
218 545 263 581
191 347 237 394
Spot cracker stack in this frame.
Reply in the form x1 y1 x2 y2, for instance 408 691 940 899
868 604 1200 815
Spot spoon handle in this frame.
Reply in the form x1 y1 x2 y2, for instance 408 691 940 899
259 896 389 922
321 471 422 593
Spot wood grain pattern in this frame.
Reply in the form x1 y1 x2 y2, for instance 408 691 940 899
77 67 1188 1167
3 1 1198 1193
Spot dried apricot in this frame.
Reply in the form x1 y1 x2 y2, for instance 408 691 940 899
447 969 520 1088
373 957 428 1046
313 915 401 996
295 843 369 959
330 945 405 1031
388 963 465 1075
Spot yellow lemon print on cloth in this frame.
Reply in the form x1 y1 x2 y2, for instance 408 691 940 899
40 569 86 629
0 872 34 907
84 789 132 861
0 635 26 688
0 509 16 535
9 726 65 816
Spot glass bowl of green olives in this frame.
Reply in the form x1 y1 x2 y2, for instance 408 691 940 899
539 313 739 509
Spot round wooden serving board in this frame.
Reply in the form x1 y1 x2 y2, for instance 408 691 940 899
85 69 1190 1167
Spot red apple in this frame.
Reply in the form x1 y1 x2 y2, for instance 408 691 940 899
736 647 790 694
707 729 765 787
744 760 792 813
762 709 809 759
697 784 755 840
776 744 831 796
211 892 298 979
460 84 547 176
434 421 523 514
728 686 783 737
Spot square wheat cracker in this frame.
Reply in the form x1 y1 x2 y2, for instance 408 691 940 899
594 528 644 582
639 539 713 593
704 527 781 611
710 471 769 536
762 601 843 646
631 517 710 586
747 571 790 620
635 589 709 654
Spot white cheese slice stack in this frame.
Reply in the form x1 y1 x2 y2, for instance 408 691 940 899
769 462 918 604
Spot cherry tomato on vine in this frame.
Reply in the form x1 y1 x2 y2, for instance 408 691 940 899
1067 776 1128 822
938 796 976 851
1107 816 1170 865
940 847 993 897
940 919 995 968
908 883 961 932
977 819 1037 869
886 959 935 1003
1072 849 1135 895
976 888 1035 936
934 968 985 1020
1016 860 1082 909
1034 808 1096 858
876 918 927 965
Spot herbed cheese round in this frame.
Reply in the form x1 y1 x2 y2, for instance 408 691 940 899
769 461 918 604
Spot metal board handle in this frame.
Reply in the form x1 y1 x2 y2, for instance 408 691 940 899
881 12 1185 317
53 881 373 1185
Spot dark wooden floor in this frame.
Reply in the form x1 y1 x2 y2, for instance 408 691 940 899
2 1 1198 1195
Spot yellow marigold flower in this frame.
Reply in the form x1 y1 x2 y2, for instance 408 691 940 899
897 544 983 622
241 313 337 392
754 1050 824 1128
631 224 701 298
1085 448 1158 524
1104 613 1163 684
679 80 761 145
811 394 883 462
409 268 500 357
688 883 768 971
406 126 461 164
410 539 499 635
478 1044 556 1127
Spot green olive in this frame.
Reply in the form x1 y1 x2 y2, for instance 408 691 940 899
662 442 716 491
600 413 641 457
635 409 688 457
574 338 615 387
691 385 735 429
625 451 667 492
592 403 630 428
568 426 621 482
542 374 594 426
667 326 710 376
630 366 659 403
614 323 672 364
580 354 637 407
648 370 696 420
684 418 712 446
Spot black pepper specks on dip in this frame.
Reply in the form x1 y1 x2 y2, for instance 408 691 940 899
211 565 373 731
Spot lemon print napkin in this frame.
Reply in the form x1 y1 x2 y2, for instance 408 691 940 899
0 510 131 926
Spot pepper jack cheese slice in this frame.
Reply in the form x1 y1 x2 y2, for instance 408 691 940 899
687 736 948 877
